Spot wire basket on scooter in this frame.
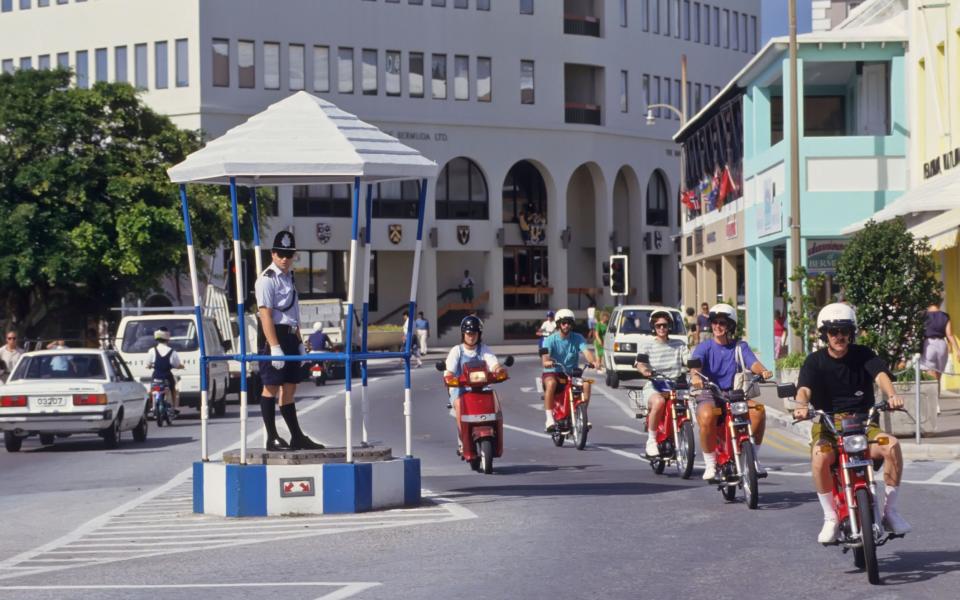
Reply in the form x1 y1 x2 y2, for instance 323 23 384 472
628 388 646 419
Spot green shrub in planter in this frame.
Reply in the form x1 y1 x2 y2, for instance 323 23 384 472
776 351 806 371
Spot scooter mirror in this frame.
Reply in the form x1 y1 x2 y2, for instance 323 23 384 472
777 383 797 398
504 356 515 367
635 353 650 364
686 358 702 369
434 361 445 372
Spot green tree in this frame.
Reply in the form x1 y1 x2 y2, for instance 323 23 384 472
0 69 249 334
783 265 826 353
835 218 942 369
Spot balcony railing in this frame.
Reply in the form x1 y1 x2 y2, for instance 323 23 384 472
563 14 600 37
565 102 602 126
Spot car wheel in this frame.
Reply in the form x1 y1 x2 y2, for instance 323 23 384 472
608 369 620 389
4 431 22 453
103 412 122 449
132 415 148 442
39 434 55 446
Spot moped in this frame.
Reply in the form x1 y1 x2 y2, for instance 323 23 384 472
629 355 695 478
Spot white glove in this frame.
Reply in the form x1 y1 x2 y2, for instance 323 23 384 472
270 345 284 370
298 343 307 367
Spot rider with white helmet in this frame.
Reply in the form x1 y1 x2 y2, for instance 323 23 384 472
539 309 598 432
793 303 910 543
635 309 689 457
690 303 773 481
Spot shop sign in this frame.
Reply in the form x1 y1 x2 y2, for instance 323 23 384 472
725 216 737 239
806 239 848 276
924 146 960 179
706 231 717 244
757 176 782 237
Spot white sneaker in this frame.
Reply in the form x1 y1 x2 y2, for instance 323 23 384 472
883 508 912 535
818 519 839 544
702 465 717 481
645 436 659 457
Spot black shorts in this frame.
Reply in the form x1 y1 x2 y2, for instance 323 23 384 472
259 327 303 386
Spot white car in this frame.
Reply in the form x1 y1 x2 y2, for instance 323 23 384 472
601 305 687 388
0 349 149 451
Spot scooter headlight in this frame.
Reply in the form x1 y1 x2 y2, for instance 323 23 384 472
468 371 488 384
843 434 868 454
571 377 584 386
730 401 749 416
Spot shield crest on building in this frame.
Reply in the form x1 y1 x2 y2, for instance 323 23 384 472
316 222 332 245
388 224 403 245
457 225 470 245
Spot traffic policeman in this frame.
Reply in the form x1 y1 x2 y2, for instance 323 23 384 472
255 231 324 451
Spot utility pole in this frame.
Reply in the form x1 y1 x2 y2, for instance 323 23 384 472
788 0 803 353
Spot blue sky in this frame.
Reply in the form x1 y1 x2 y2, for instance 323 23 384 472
761 0 813 46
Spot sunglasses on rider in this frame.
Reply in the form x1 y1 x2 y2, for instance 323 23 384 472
558 319 574 326
654 322 670 329
274 249 295 259
826 327 853 338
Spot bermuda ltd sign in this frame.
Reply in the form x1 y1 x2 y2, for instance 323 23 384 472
924 146 960 179
806 240 848 276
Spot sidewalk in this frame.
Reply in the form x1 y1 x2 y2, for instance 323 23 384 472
761 385 960 461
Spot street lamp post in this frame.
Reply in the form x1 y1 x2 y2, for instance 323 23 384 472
788 0 803 353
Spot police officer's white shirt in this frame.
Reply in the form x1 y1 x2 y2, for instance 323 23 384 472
147 343 183 369
445 343 499 374
255 263 300 327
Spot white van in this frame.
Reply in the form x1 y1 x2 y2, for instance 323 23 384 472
601 305 687 389
114 315 230 416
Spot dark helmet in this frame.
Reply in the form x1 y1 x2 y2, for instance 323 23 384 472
460 315 483 342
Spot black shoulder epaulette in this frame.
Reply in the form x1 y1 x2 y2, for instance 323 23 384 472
262 269 275 278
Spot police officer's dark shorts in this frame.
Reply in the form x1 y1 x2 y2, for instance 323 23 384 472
259 326 303 386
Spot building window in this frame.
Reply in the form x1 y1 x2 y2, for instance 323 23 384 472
19 57 31 70
646 169 669 226
385 50 401 97
693 2 700 42
454 0 467 7
409 51 424 97
674 0 681 38
1 0 11 12
38 54 50 70
134 43 148 89
409 0 423 4
175 39 188 87
520 0 533 15
238 40 255 88
212 38 229 87
288 44 304 90
39 0 47 5
619 70 628 112
723 9 729 48
664 77 672 118
703 2 710 45
478 0 489 9
19 0 28 9
653 75 661 116
313 46 329 92
477 56 491 102
75 50 88 89
694 82 702 111
155 41 168 89
362 48 377 95
742 13 749 53
750 15 757 53
620 0 627 27
641 0 649 32
56 52 68 70
732 11 739 51
372 180 422 219
264 42 280 90
683 0 691 40
95 47 107 82
431 53 447 99
502 160 547 224
520 59 534 104
293 184 351 217
652 0 660 34
1 60 12 75
642 74 650 111
432 0 446 6
454 54 469 100
436 157 488 219
338 47 354 93
713 6 719 47
665 0 672 36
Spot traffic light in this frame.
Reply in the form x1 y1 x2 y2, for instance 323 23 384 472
610 255 628 296
602 260 611 287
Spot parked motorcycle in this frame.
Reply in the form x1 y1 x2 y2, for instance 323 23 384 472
688 358 766 508
630 354 696 478
436 355 514 474
779 383 905 585
548 364 592 450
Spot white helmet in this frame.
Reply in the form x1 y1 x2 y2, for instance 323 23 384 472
554 308 576 324
312 321 323 332
708 303 737 327
817 303 857 338
153 328 171 341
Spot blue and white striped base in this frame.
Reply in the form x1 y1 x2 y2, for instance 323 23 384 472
192 458 421 517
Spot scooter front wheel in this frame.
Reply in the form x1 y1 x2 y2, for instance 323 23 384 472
479 438 494 474
856 487 880 584
741 442 759 509
574 404 589 450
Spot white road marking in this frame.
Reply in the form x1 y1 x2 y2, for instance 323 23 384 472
504 423 650 462
606 424 647 436
0 581 380 600
926 460 960 483
520 386 535 393
593 385 638 419
767 469 960 487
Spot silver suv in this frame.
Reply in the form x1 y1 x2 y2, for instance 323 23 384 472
601 305 686 388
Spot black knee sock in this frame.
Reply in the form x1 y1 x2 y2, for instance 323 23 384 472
260 397 280 440
280 403 305 440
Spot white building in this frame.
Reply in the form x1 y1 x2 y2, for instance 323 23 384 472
1 0 761 344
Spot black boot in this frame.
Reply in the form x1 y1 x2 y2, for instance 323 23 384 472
261 397 289 451
281 403 325 450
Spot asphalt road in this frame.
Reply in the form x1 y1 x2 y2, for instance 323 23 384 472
0 355 958 599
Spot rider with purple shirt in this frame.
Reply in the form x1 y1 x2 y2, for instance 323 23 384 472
690 303 773 481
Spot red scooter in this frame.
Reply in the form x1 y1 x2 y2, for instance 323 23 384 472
630 355 696 478
779 384 905 585
548 364 592 450
437 356 514 474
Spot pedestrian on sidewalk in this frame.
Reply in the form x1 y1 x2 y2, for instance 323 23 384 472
774 310 787 359
459 270 475 303
402 313 422 367
414 311 430 356
697 303 712 342
0 330 23 380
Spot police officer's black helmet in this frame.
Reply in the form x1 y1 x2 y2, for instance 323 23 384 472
460 315 483 342
272 230 297 252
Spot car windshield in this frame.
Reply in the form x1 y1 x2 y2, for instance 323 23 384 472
121 319 199 353
11 354 107 380
617 310 685 335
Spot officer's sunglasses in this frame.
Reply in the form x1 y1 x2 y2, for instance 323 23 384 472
826 327 853 338
274 250 295 259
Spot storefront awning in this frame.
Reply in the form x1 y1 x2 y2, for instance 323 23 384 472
841 168 960 234
908 208 960 251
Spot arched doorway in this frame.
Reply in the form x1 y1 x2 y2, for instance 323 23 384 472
502 160 550 311
645 169 671 303
566 163 604 310
436 157 488 219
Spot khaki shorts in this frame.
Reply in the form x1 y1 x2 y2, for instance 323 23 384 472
810 413 883 451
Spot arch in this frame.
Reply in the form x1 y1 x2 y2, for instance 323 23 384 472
566 162 606 308
435 156 489 220
144 293 174 308
502 160 549 226
612 165 640 252
645 169 670 227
